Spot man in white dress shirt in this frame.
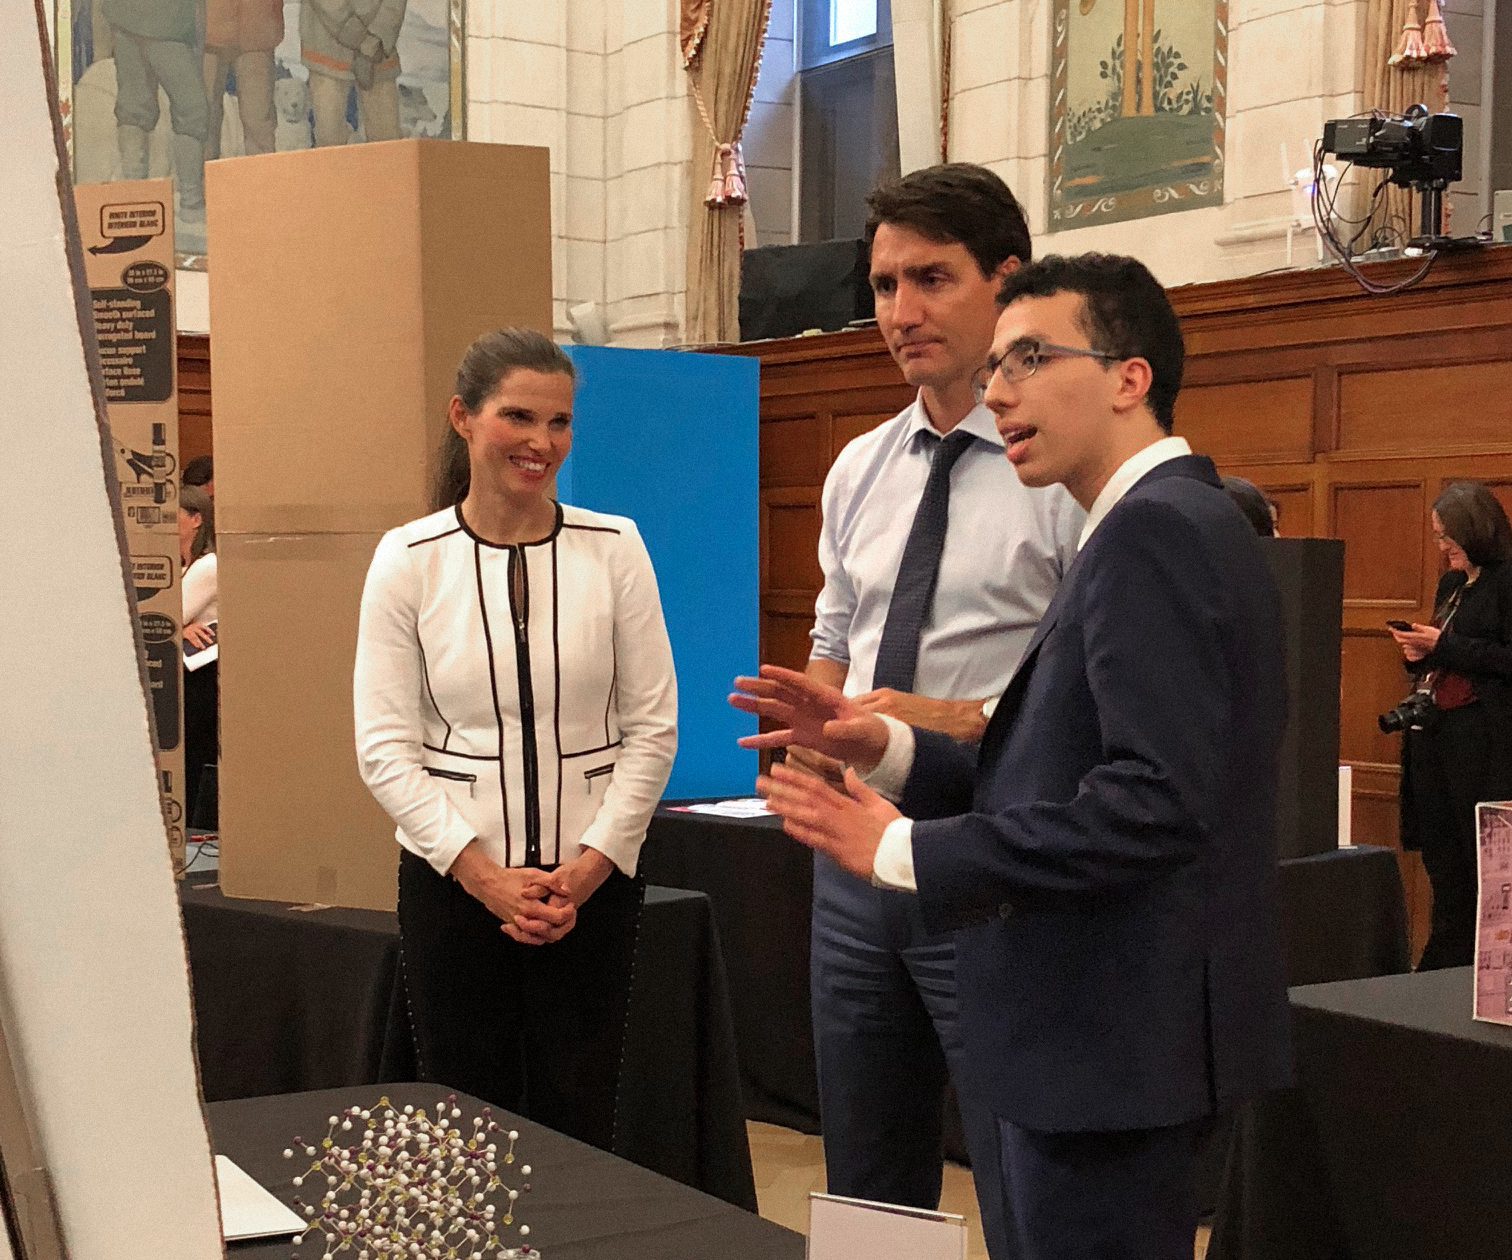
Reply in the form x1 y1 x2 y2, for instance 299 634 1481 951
741 253 1292 1260
794 165 1082 1260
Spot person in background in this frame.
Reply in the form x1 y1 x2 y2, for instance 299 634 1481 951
1221 475 1276 537
179 484 219 825
202 0 283 157
182 454 214 496
1392 481 1512 970
353 328 677 1150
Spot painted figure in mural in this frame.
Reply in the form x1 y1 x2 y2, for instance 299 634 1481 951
203 0 286 158
101 0 209 218
301 0 409 147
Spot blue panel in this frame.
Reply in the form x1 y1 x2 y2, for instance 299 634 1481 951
560 346 759 799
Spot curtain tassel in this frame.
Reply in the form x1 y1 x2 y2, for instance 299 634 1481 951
722 142 749 206
1420 0 1456 62
705 143 732 207
703 142 749 208
1388 0 1428 68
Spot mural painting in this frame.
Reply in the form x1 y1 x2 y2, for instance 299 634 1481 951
1048 0 1227 230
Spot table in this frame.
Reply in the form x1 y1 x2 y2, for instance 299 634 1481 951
640 805 1411 1146
181 877 756 1212
1208 967 1512 1260
638 806 815 1131
211 1084 804 1260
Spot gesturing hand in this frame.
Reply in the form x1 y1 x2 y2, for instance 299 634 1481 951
729 665 891 773
758 762 902 880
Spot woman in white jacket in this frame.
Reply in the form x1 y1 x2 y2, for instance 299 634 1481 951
354 328 677 1149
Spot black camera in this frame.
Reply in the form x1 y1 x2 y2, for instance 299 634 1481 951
1322 107 1463 187
1379 689 1435 734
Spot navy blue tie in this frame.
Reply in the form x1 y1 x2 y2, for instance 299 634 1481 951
870 429 975 692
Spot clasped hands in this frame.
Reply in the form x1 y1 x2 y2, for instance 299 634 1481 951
450 843 614 945
727 665 904 880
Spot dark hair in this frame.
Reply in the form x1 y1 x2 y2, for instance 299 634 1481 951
432 328 576 511
1434 480 1512 569
182 454 214 486
179 484 215 563
1222 476 1276 537
997 253 1185 432
864 163 1032 280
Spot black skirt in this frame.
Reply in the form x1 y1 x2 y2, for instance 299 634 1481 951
395 848 643 1153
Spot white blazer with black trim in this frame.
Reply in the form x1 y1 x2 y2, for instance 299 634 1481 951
354 502 678 877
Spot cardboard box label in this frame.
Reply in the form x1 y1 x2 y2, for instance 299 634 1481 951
98 200 166 242
76 179 184 872
92 288 173 403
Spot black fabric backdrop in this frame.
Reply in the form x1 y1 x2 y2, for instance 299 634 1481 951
211 1084 804 1259
181 877 757 1212
1208 967 1512 1260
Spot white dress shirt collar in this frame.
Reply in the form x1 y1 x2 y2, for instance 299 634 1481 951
904 393 1005 449
1076 435 1193 551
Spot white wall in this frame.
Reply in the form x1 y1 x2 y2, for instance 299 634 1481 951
946 0 1369 287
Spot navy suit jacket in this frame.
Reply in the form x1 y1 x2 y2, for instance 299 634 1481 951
903 455 1292 1134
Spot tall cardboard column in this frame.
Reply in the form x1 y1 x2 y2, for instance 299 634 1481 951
207 140 552 911
72 181 186 872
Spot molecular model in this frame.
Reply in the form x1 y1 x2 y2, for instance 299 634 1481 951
283 1094 536 1258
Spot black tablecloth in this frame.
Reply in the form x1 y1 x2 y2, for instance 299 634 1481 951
640 806 817 1131
181 878 756 1212
211 1084 803 1259
1208 967 1512 1260
640 807 1411 1143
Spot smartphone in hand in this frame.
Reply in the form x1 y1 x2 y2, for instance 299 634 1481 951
1386 619 1414 632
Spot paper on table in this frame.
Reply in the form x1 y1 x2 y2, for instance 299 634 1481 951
807 1192 967 1260
215 1154 305 1241
669 798 771 819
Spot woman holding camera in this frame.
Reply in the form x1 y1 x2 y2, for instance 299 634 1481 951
354 328 677 1147
1392 481 1512 970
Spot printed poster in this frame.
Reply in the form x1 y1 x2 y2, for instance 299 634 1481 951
1474 801 1512 1025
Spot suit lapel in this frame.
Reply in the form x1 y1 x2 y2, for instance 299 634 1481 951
977 456 1220 767
978 567 1074 764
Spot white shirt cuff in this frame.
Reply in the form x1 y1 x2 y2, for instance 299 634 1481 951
871 818 917 892
980 695 999 720
862 713 915 802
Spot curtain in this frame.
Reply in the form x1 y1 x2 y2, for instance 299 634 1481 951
1355 0 1455 242
683 0 772 344
892 0 950 171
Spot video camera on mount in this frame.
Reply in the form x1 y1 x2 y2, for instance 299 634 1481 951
1321 105 1463 248
1322 107 1463 188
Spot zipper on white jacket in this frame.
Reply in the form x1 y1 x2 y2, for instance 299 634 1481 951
508 545 543 867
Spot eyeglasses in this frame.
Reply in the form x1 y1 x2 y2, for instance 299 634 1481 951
972 338 1121 403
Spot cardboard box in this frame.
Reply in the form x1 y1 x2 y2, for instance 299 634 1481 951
73 179 186 872
1474 801 1512 1025
207 139 552 910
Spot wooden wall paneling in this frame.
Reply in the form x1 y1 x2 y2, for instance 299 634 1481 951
1330 478 1429 610
762 487 825 593
1173 376 1315 464
760 413 829 488
178 332 212 470
1337 353 1512 458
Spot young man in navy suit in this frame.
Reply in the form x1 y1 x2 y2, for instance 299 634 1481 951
732 254 1293 1259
